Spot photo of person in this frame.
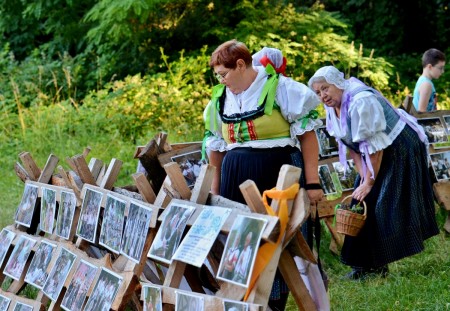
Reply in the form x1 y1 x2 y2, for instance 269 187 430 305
40 187 57 234
217 215 267 288
148 202 195 264
42 247 77 301
175 291 204 311
171 150 206 188
417 117 448 144
142 284 162 311
56 191 77 240
120 201 153 263
315 126 339 158
76 187 103 243
61 260 98 311
12 302 33 311
83 268 122 311
99 194 126 254
0 294 11 311
223 300 249 311
25 240 56 289
332 160 358 191
0 229 16 267
429 151 450 181
4 235 36 281
14 183 39 227
442 115 450 134
318 164 337 195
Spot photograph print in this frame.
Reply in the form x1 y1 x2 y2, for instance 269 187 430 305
120 201 153 263
0 294 11 311
318 164 337 195
142 284 162 311
429 151 450 181
315 125 339 158
56 190 77 240
12 302 33 311
83 268 123 311
25 240 57 289
61 260 98 311
175 291 204 311
171 150 206 189
99 194 126 254
0 229 16 268
40 187 57 234
442 115 450 133
148 202 195 264
4 235 36 281
14 183 39 227
217 215 267 288
417 117 448 144
76 187 103 243
223 300 249 311
42 247 77 301
332 160 358 191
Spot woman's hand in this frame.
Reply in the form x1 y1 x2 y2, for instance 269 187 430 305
307 189 325 205
352 183 372 202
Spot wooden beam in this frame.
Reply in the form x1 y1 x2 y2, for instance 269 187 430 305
99 158 122 190
190 164 215 205
72 154 97 185
132 172 157 204
88 158 104 181
163 162 191 200
14 161 31 182
37 154 59 184
19 151 41 181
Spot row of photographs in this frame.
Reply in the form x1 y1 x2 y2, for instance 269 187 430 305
11 184 269 289
0 230 122 311
315 116 450 159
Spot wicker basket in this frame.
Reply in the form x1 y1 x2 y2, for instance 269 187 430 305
335 195 367 237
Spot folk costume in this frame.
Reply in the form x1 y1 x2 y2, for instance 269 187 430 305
309 66 439 272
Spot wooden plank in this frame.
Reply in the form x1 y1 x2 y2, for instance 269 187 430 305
157 143 202 166
38 154 59 184
14 161 31 182
82 146 91 158
163 162 191 200
132 172 157 204
88 158 104 181
72 154 97 185
19 151 41 181
137 139 167 192
190 164 215 205
99 158 123 190
58 166 82 205
239 180 267 214
65 156 79 176
284 188 310 246
433 182 450 211
153 176 173 208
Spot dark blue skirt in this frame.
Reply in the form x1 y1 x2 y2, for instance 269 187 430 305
219 146 305 300
341 125 440 268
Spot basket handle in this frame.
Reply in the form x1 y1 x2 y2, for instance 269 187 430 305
341 195 367 217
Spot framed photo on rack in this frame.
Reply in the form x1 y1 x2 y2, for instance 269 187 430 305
223 299 249 311
332 160 358 191
4 235 36 281
42 247 77 301
142 284 162 311
12 302 33 311
0 229 16 267
61 260 98 311
40 187 57 234
83 268 122 311
76 187 103 243
417 117 448 145
175 291 204 311
99 194 126 254
14 183 39 227
55 190 77 240
120 200 153 263
318 164 337 195
429 151 450 181
0 294 11 311
315 126 339 158
25 240 57 289
171 150 206 189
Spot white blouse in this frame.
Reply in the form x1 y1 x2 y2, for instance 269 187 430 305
204 66 322 152
327 90 406 154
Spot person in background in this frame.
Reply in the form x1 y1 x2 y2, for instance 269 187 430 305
412 48 446 112
308 65 440 280
203 40 324 310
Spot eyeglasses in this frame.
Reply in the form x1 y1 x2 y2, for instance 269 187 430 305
214 69 231 82
433 65 445 71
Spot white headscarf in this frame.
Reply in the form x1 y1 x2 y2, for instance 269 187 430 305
307 65 349 90
252 47 286 75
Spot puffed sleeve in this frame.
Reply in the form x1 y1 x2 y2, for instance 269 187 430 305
349 92 393 153
203 100 227 152
276 76 323 137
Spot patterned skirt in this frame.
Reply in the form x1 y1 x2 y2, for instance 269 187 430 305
220 146 305 300
340 125 440 268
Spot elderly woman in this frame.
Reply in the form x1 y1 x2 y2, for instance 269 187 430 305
203 40 324 310
308 66 440 280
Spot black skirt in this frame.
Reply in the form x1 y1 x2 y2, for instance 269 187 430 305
340 125 440 268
